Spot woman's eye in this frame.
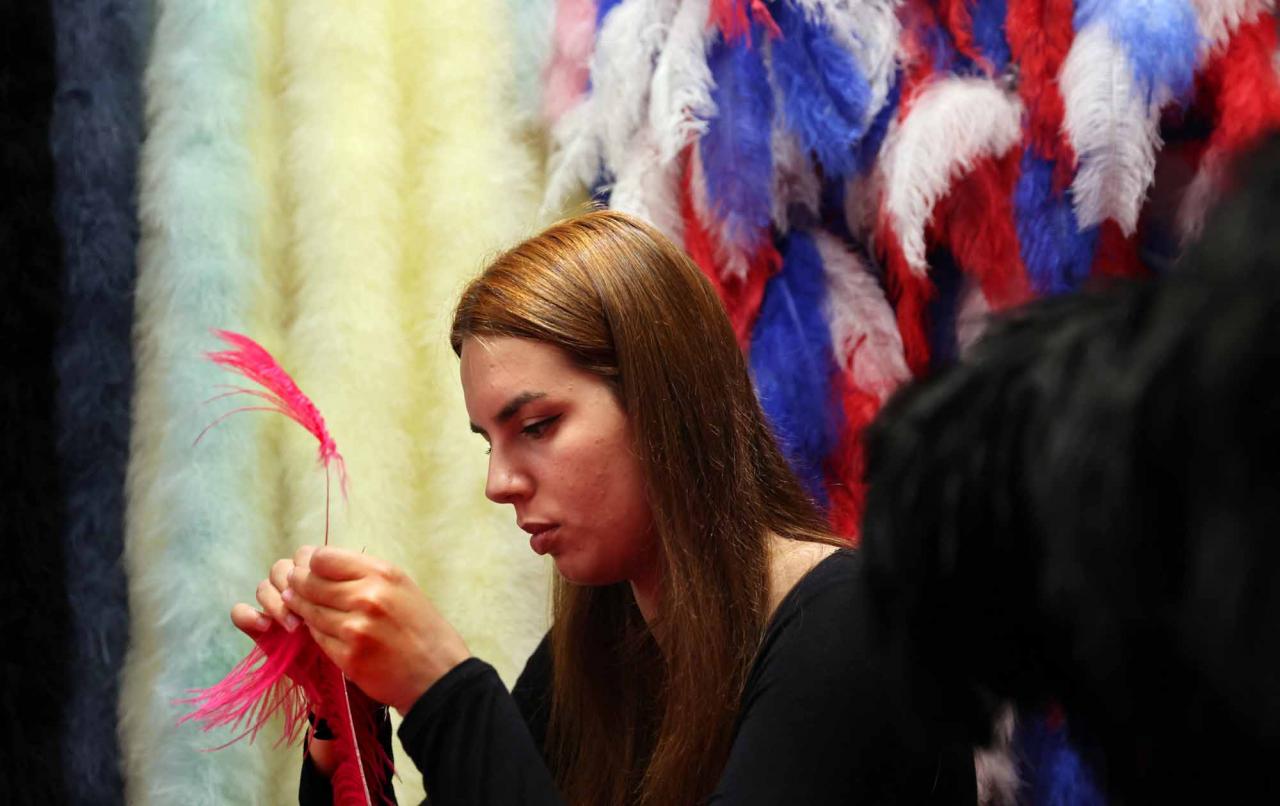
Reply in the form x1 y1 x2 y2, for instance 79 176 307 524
521 415 561 439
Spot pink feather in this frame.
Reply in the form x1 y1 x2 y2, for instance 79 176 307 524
180 330 389 805
543 0 597 124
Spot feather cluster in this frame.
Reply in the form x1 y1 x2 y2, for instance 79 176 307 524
180 330 387 806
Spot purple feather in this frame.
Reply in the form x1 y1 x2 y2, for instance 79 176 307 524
970 0 1011 74
1074 0 1201 104
701 28 776 247
749 230 839 507
1015 153 1099 295
770 1 871 179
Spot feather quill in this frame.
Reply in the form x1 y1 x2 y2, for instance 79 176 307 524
878 76 1023 275
649 0 717 162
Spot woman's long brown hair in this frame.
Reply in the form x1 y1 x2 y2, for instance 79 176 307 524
450 211 839 805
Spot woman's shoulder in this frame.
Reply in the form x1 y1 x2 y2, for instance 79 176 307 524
767 538 857 623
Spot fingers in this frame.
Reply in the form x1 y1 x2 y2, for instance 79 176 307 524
309 546 393 582
231 602 272 636
282 587 348 639
288 562 354 610
256 575 302 632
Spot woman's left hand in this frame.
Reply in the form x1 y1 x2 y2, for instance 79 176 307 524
283 545 471 715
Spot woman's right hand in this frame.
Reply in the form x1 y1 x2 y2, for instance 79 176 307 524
231 557 305 638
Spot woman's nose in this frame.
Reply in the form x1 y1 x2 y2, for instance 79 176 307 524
484 450 532 504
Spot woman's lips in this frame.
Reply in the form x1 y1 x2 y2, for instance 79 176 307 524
529 526 558 556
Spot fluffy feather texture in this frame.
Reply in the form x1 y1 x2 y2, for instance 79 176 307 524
770 0 871 178
1015 152 1100 294
793 0 902 125
711 0 782 40
48 0 146 801
1061 24 1164 234
649 0 717 161
1014 713 1106 805
826 372 879 541
879 76 1024 275
813 231 909 401
749 230 839 506
543 0 679 215
1177 14 1280 241
928 151 1031 310
503 0 557 126
1191 0 1273 52
1005 0 1076 164
543 0 596 124
120 1 287 802
1064 1 1202 232
771 124 822 233
700 28 777 262
609 123 686 242
974 706 1019 806
938 0 1011 73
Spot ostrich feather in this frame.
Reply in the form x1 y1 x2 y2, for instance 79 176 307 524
1015 152 1100 294
700 29 776 263
543 0 596 124
1006 0 1076 161
938 0 1011 73
813 231 909 400
543 0 678 215
1178 14 1280 241
503 0 557 126
1191 0 1273 53
749 229 839 507
771 124 822 232
1075 0 1201 104
1060 24 1164 234
712 0 782 41
879 76 1023 275
649 0 716 161
609 124 685 243
770 0 872 179
793 1 902 125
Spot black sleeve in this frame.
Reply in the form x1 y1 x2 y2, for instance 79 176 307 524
397 657 562 806
708 552 976 805
299 708 398 805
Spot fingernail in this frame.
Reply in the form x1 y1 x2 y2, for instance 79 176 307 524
281 588 294 603
284 613 301 632
254 614 272 632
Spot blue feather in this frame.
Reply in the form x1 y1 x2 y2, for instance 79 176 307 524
701 28 776 245
1015 153 1100 295
856 68 901 174
749 231 839 507
770 1 871 179
1015 712 1108 806
970 0 1011 74
596 0 623 30
1074 0 1201 103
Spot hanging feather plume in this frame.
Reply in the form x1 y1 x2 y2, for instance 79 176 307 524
543 0 597 125
543 0 678 216
769 0 872 179
771 123 822 233
1178 14 1280 241
937 0 1011 74
878 75 1023 275
1006 0 1076 167
792 1 902 126
180 330 388 806
749 229 839 507
1191 0 1274 54
1063 0 1202 234
1015 152 1100 295
649 0 717 162
609 123 685 243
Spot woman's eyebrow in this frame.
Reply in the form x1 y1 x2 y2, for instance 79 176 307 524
469 391 547 435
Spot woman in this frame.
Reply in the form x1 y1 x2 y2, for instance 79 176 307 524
234 211 975 804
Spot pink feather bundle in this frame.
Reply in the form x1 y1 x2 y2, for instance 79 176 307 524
179 330 390 805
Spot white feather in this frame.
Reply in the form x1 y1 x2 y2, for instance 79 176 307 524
955 278 992 358
794 0 902 126
879 77 1023 275
609 124 685 243
649 0 717 162
813 230 910 401
1192 0 1274 53
1062 24 1163 235
542 0 679 216
974 704 1019 806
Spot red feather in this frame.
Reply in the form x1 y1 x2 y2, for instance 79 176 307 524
1005 0 1077 181
877 213 934 377
181 330 390 805
929 150 1032 311
1200 16 1280 163
678 146 778 348
825 370 881 544
938 0 986 71
1091 219 1148 280
709 0 780 42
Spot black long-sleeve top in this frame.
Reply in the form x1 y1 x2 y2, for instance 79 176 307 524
303 549 976 804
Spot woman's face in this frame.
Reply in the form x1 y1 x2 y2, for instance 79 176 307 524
460 335 656 588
